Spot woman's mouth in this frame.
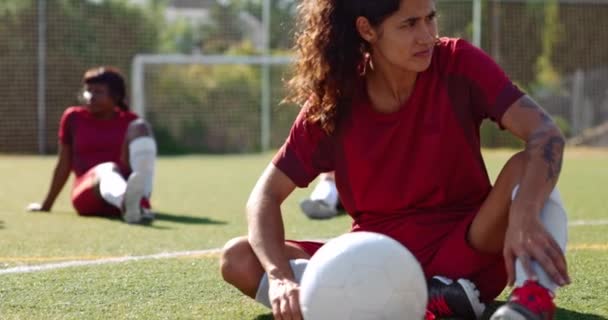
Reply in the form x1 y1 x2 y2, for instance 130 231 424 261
414 48 432 58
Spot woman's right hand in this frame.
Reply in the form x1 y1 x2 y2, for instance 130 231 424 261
26 202 50 212
268 277 303 320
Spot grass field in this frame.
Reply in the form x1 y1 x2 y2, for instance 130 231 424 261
0 149 606 319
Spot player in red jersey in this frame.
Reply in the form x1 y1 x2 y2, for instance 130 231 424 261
220 1 570 319
28 67 157 224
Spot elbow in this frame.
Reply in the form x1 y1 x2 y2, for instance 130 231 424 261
245 190 264 215
550 123 566 142
524 124 566 156
245 186 282 217
245 191 282 235
57 162 72 176
527 122 566 144
543 120 565 139
549 124 566 148
245 192 266 223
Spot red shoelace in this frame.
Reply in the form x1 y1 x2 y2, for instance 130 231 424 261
509 280 555 318
425 309 437 320
426 295 452 317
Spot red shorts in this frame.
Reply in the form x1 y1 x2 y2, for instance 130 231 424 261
71 167 122 217
286 211 507 302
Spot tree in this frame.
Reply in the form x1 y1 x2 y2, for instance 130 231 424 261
0 0 162 152
242 0 297 50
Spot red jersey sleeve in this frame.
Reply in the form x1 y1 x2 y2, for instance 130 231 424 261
58 107 76 145
453 39 524 128
272 107 334 187
122 110 139 123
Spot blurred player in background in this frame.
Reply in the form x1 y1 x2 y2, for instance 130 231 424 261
27 67 157 225
220 0 570 319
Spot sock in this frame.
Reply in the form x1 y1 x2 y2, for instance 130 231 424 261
255 259 309 308
96 163 127 209
128 137 157 197
310 178 338 209
512 186 568 293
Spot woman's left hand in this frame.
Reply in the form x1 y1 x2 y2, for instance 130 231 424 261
502 211 570 287
26 202 50 212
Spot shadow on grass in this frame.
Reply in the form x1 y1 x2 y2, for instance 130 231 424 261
154 212 227 225
253 304 606 320
76 212 226 229
555 309 607 320
484 301 606 319
0 220 4 229
78 215 171 228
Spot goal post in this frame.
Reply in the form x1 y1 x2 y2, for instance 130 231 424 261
131 54 294 153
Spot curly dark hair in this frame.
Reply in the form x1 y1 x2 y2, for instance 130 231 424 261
83 66 129 111
285 0 402 133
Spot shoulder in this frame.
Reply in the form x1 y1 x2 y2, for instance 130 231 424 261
431 37 500 79
117 109 139 122
285 102 331 149
433 38 487 68
60 106 88 122
295 100 321 131
435 37 479 58
62 106 87 116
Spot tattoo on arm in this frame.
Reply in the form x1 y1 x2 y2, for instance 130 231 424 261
525 129 565 181
519 96 564 181
543 136 565 181
539 112 553 124
518 96 553 124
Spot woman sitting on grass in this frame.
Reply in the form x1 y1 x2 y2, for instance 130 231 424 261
220 0 570 319
28 67 157 224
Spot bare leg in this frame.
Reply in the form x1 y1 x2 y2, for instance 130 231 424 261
469 151 568 292
220 237 310 298
468 152 525 253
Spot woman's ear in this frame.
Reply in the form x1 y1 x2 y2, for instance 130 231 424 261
355 16 376 44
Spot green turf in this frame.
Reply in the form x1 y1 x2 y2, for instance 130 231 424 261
0 149 606 319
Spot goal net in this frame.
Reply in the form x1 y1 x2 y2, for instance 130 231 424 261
132 55 296 153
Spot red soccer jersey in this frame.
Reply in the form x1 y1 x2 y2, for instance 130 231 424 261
273 38 524 228
58 106 138 177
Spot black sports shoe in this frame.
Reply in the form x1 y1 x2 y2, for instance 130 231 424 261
427 276 485 319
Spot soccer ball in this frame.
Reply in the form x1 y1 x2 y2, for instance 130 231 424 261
299 231 427 320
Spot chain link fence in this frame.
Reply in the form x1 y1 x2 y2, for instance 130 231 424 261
0 0 606 154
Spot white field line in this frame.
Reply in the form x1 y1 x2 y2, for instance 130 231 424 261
0 248 220 275
568 219 608 226
0 219 607 275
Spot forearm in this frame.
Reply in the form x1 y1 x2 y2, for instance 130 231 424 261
247 197 294 281
513 125 565 217
42 163 71 209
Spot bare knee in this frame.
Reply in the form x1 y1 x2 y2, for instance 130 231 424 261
468 151 528 253
126 119 153 141
220 236 264 298
498 151 526 187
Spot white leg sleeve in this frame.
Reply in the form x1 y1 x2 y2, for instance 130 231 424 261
310 178 339 209
96 163 127 209
255 259 309 308
512 186 568 292
129 137 157 196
